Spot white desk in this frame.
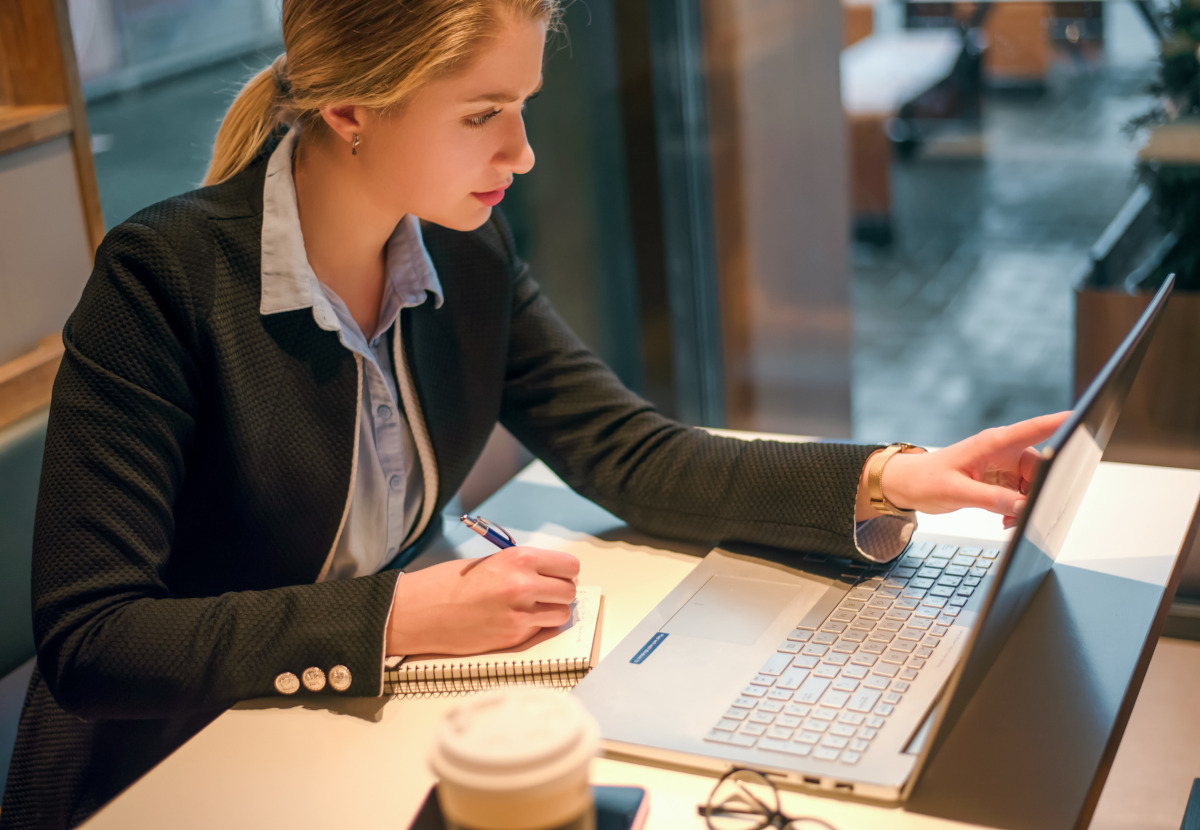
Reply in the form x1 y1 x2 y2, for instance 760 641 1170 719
82 443 1200 830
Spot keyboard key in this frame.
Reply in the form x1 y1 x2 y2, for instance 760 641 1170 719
860 641 886 655
724 707 749 720
890 680 911 692
908 617 933 630
964 577 981 587
821 735 849 750
901 587 927 600
749 710 775 724
795 677 831 704
948 596 969 607
897 627 923 642
898 668 919 681
861 674 888 690
714 718 740 731
767 725 794 740
884 609 911 621
849 654 878 668
914 646 934 659
969 567 988 578
923 595 947 608
751 674 775 687
813 747 840 761
909 577 935 590
803 644 830 657
893 566 917 578
832 677 859 693
860 608 885 621
822 620 849 634
732 696 758 708
841 665 868 679
811 632 838 645
894 597 920 610
824 652 851 666
741 722 767 737
883 691 903 705
933 544 959 559
784 703 812 718
842 600 865 612
820 690 851 709
849 738 870 752
758 700 784 713
881 650 908 665
830 723 857 738
776 667 811 690
929 586 955 598
847 688 882 713
945 564 969 577
802 719 829 733
706 730 757 747
913 606 939 619
874 703 895 717
811 707 839 722
907 657 926 670
795 730 822 744
930 625 950 637
838 711 866 725
759 652 793 675
767 688 793 701
940 606 961 618
842 630 868 643
877 586 901 598
936 575 962 588
872 663 900 678
793 655 820 669
866 715 886 728
891 639 915 654
813 664 840 679
787 629 813 642
951 553 977 566
982 548 1000 559
916 567 941 580
741 685 766 698
876 620 904 632
778 641 802 654
841 750 863 764
777 714 803 729
859 727 879 739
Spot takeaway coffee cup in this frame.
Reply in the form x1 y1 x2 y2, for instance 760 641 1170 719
429 688 600 830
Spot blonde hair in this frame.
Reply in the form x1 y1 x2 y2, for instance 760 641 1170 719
204 0 561 186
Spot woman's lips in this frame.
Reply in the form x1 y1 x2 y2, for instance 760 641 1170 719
472 186 509 207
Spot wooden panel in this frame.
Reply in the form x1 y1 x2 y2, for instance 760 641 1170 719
1140 121 1200 166
0 0 70 106
0 104 70 155
984 2 1051 84
0 335 62 430
843 0 874 48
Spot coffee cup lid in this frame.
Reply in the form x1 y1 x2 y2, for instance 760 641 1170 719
431 688 599 792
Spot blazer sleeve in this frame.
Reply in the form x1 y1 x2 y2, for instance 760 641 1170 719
494 229 907 562
32 220 399 722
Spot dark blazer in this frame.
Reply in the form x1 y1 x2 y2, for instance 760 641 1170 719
0 145 885 829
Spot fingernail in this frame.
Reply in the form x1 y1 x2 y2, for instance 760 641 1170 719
1013 499 1027 515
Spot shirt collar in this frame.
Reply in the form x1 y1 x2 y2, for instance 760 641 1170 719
259 128 444 330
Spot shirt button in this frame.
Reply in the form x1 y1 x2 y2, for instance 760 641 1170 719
376 404 392 420
389 475 403 490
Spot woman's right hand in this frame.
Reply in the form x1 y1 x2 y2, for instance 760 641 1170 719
385 547 579 656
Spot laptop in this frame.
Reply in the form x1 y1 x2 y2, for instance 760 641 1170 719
572 275 1176 802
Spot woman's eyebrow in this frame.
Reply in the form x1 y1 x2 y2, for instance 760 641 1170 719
463 80 543 104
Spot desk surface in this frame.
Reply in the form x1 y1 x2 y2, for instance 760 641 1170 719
82 439 1200 830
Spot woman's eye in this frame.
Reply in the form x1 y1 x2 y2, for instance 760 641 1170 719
466 108 502 128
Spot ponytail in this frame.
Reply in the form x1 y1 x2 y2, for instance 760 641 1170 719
203 54 293 186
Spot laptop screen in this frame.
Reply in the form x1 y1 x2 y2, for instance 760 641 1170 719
916 274 1174 766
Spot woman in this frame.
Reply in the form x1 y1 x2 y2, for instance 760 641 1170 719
0 1 1064 827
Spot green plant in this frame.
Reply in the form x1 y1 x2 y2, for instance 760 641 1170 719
1127 0 1200 290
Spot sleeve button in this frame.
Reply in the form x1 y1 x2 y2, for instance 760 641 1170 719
329 665 352 692
302 667 327 692
274 672 300 695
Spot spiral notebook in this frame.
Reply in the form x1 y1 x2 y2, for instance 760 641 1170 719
384 586 604 696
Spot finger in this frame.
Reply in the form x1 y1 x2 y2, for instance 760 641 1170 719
989 411 1070 451
527 573 577 606
522 548 581 581
528 600 575 628
956 478 1024 517
1017 446 1046 489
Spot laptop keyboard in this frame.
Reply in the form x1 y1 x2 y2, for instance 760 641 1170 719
703 540 999 765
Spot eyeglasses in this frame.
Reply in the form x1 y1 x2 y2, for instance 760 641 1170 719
698 767 838 830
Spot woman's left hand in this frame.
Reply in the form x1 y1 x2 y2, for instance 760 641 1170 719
871 411 1070 526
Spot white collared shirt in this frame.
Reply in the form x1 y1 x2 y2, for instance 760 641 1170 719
260 127 444 580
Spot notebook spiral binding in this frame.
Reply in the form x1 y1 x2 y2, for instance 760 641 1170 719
385 658 592 697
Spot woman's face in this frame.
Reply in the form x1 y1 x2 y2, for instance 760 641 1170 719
356 16 546 232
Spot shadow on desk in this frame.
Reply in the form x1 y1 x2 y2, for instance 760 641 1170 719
234 695 389 722
908 563 1172 829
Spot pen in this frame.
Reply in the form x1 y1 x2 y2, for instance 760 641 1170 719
460 514 516 549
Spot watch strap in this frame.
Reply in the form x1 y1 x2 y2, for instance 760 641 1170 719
868 442 922 517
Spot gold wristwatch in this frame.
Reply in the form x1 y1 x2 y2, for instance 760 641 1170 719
868 442 924 517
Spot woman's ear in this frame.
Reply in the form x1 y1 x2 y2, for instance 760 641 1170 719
317 104 364 148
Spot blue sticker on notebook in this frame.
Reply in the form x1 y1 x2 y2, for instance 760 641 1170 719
630 632 669 664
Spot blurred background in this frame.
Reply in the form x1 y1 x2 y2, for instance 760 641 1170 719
70 0 1186 452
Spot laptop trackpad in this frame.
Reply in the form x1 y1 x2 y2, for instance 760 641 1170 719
661 575 826 645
